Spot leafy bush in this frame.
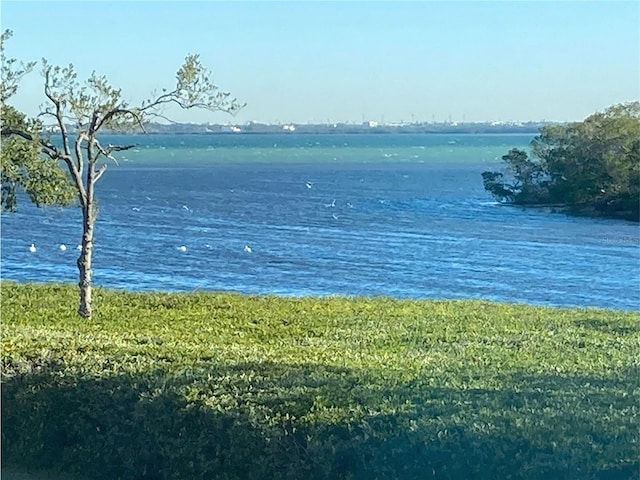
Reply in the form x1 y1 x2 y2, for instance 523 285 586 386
483 102 640 221
2 282 639 479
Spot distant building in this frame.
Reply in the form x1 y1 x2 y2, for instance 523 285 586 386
220 124 242 133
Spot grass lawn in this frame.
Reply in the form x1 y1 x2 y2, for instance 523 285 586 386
1 282 638 479
0 467 83 480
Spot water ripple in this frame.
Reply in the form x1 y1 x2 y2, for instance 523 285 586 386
2 134 638 311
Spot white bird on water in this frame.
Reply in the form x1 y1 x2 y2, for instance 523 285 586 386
325 199 336 208
178 245 187 252
29 243 36 253
59 244 67 251
244 245 252 253
305 182 313 189
76 245 83 251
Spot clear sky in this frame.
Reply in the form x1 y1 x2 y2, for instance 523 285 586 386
1 0 638 125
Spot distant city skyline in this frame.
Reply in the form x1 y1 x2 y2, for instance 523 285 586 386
2 1 638 125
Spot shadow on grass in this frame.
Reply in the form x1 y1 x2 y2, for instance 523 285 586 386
572 317 640 335
2 360 638 480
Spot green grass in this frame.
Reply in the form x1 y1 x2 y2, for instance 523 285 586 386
2 282 639 479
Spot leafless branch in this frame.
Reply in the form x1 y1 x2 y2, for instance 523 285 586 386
1 126 34 140
40 148 57 160
142 89 180 110
88 109 100 135
93 107 144 133
108 144 137 153
141 95 242 115
37 110 58 120
41 142 60 159
142 111 178 124
92 139 134 166
43 68 73 157
94 164 108 183
75 132 88 175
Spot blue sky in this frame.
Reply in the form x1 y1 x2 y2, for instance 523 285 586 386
2 1 638 124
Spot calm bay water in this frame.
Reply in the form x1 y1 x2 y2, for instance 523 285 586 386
2 133 638 310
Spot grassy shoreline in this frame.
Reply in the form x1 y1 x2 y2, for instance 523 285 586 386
2 282 638 479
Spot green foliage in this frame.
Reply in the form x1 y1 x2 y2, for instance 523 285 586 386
170 54 245 113
481 148 548 204
482 102 640 221
1 103 76 212
0 30 36 103
0 30 76 212
41 60 126 132
2 283 638 479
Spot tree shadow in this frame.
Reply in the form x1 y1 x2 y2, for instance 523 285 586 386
572 317 640 335
2 360 638 480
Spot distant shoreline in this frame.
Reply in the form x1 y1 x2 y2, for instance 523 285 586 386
141 126 543 135
58 123 546 136
140 129 542 135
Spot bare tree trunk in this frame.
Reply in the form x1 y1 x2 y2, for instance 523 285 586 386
77 200 95 318
77 148 96 318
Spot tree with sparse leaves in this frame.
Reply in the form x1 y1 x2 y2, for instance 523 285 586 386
1 30 76 212
2 32 244 317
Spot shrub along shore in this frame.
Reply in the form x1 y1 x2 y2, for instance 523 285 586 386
2 282 638 480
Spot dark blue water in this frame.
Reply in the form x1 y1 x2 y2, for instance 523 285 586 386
2 134 638 310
